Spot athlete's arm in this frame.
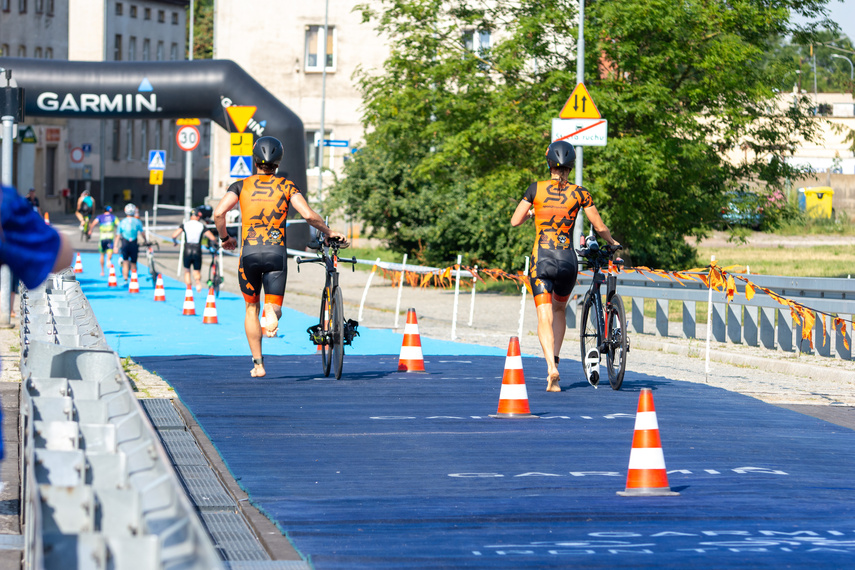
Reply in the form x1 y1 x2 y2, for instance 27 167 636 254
213 191 240 250
171 225 183 240
289 192 349 246
583 205 620 246
510 199 533 227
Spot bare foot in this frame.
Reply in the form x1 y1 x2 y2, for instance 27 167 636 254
250 358 266 378
263 310 279 338
547 371 561 392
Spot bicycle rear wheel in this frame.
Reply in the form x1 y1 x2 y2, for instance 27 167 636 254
208 261 221 297
606 294 628 390
148 252 158 286
320 289 332 377
331 287 344 380
579 292 602 387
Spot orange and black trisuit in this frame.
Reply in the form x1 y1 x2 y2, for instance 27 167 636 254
522 179 593 307
227 174 300 306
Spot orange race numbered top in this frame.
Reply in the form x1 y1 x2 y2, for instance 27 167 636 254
227 174 300 247
522 180 593 254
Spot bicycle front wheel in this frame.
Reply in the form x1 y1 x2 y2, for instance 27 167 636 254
209 261 220 297
606 294 628 390
148 253 158 286
320 289 332 377
331 286 344 380
579 292 602 387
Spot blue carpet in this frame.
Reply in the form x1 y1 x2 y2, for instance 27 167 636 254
136 354 855 569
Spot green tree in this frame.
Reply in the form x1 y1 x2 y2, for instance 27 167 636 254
188 0 214 60
330 0 829 270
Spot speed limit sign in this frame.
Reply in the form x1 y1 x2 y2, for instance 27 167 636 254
176 125 200 152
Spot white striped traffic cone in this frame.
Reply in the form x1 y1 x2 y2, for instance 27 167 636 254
128 271 140 294
617 388 680 496
153 274 166 301
182 286 196 316
73 253 83 273
490 337 537 418
397 308 426 372
202 287 218 324
107 264 118 287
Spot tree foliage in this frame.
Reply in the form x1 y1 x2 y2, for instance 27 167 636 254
188 0 214 60
330 0 831 270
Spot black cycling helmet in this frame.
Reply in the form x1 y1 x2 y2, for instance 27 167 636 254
252 136 284 167
546 140 576 169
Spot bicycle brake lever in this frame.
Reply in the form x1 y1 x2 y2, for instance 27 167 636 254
351 257 356 272
295 257 302 272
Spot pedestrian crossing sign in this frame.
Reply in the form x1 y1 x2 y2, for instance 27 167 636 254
230 156 253 178
148 150 166 171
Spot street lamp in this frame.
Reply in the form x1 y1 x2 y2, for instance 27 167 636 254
830 54 854 95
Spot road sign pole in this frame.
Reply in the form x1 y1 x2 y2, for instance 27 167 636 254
573 0 586 249
184 149 192 220
153 184 159 231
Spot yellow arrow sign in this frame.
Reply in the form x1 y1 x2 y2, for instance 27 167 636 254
149 170 164 185
226 106 257 133
559 83 601 119
231 133 253 156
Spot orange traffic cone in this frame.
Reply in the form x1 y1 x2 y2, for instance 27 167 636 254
153 274 166 301
43 212 50 224
617 388 680 497
107 264 118 287
128 271 140 294
73 253 83 273
182 286 196 316
397 308 426 372
202 287 218 324
490 336 537 418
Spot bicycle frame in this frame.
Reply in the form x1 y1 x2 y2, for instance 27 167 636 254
583 253 619 351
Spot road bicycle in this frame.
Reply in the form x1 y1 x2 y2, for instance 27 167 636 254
206 246 224 297
141 238 160 287
296 237 359 380
577 236 629 390
79 214 92 242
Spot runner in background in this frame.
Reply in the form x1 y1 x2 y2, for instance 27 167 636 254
116 204 145 283
172 208 217 292
88 206 117 276
76 190 95 228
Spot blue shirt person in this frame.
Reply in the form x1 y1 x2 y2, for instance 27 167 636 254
116 204 144 282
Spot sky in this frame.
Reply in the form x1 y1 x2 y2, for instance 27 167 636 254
791 1 855 44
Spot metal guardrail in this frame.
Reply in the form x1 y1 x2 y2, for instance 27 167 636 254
568 271 853 360
19 269 224 570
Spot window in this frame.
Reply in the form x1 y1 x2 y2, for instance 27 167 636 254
114 34 122 61
463 29 491 69
112 120 121 161
304 25 336 72
130 4 136 17
128 36 136 60
170 42 178 61
156 41 163 61
126 120 135 161
17 45 25 57
45 47 52 58
157 9 164 23
18 0 26 14
45 0 51 15
34 47 42 58
1 0 9 12
144 7 150 20
167 122 175 162
34 0 42 13
1 45 9 56
171 11 178 25
45 146 56 196
304 129 331 169
142 38 150 60
140 121 147 161
115 2 122 16
154 121 162 149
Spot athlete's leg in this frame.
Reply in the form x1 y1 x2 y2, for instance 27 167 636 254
260 249 288 338
532 277 561 391
244 301 265 377
239 250 266 376
551 296 569 358
193 269 202 291
183 269 191 288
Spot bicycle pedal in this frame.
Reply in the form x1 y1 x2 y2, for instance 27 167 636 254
585 348 600 388
306 324 326 345
343 319 360 345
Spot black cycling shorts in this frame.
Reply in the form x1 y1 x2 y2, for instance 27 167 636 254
238 245 288 305
120 239 139 264
530 249 578 307
183 244 202 271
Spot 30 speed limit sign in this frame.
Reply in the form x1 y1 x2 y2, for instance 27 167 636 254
176 125 200 152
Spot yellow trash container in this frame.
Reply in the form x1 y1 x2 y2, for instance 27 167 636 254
797 187 834 219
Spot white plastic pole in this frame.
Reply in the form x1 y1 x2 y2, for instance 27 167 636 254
468 265 478 326
704 255 715 383
176 233 186 275
144 211 150 242
518 256 530 338
394 253 408 329
451 254 463 340
358 257 381 322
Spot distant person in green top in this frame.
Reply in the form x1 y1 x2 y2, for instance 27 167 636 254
88 206 117 276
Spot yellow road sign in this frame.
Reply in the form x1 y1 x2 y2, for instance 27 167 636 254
176 118 201 126
149 170 164 185
226 106 257 133
231 133 253 156
559 83 601 119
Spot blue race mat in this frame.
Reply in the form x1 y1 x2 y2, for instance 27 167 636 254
136 354 855 569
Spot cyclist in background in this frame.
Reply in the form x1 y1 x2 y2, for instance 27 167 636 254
116 203 145 283
172 207 217 292
76 190 95 229
213 136 347 379
511 140 619 393
88 205 117 276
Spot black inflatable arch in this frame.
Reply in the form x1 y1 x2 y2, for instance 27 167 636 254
5 58 309 243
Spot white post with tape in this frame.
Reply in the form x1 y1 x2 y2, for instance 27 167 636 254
394 253 408 329
176 233 185 276
358 257 381 322
518 256 530 338
451 254 463 340
468 265 478 326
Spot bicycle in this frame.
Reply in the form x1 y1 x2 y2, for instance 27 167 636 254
577 236 629 390
295 236 359 380
141 238 160 286
206 245 224 297
79 213 92 242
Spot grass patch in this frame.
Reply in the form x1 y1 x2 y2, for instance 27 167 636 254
696 244 855 278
